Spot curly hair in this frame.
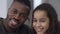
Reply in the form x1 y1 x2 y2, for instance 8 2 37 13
32 3 59 34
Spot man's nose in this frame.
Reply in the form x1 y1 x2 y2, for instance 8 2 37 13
15 14 20 20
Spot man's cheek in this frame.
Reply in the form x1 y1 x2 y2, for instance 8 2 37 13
20 19 26 23
8 15 15 19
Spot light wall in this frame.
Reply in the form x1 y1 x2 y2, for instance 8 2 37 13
0 0 7 18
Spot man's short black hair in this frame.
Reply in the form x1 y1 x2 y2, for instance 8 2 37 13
14 0 31 9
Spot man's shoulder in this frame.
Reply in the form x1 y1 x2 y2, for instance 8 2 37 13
0 21 5 34
22 24 29 28
0 17 4 23
0 18 4 29
20 24 30 30
0 21 3 28
17 24 32 34
22 24 33 34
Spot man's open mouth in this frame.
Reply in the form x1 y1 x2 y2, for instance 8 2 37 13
9 19 20 28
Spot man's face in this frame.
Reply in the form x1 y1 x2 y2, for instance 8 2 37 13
7 2 29 29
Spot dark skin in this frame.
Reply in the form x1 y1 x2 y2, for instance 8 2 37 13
3 2 30 33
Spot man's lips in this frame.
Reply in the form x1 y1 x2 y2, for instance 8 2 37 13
9 19 19 27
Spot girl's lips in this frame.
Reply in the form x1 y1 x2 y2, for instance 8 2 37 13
36 28 43 32
35 27 44 32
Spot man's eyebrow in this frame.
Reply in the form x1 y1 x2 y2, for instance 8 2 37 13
20 13 28 16
13 8 17 11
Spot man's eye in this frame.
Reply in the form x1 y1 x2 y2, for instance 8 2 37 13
12 10 17 14
12 9 17 14
20 14 27 18
12 11 17 14
20 14 25 17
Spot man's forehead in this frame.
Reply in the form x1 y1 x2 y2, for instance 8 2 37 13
10 2 29 12
11 1 29 9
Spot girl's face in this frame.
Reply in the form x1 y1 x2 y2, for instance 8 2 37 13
32 10 49 34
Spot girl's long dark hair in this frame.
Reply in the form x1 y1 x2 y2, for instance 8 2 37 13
32 3 59 34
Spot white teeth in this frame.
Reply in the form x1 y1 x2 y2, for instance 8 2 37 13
12 20 17 25
10 19 17 25
37 28 43 32
35 27 44 32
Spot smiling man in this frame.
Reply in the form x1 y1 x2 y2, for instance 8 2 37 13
0 0 31 34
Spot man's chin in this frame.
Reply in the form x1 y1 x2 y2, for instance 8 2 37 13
9 26 19 29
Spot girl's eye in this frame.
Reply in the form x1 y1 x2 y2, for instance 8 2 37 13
39 18 47 22
33 19 37 22
39 20 46 22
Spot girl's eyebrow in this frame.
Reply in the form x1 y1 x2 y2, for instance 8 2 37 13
39 18 47 20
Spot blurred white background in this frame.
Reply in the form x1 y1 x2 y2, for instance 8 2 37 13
0 0 60 21
0 0 7 18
